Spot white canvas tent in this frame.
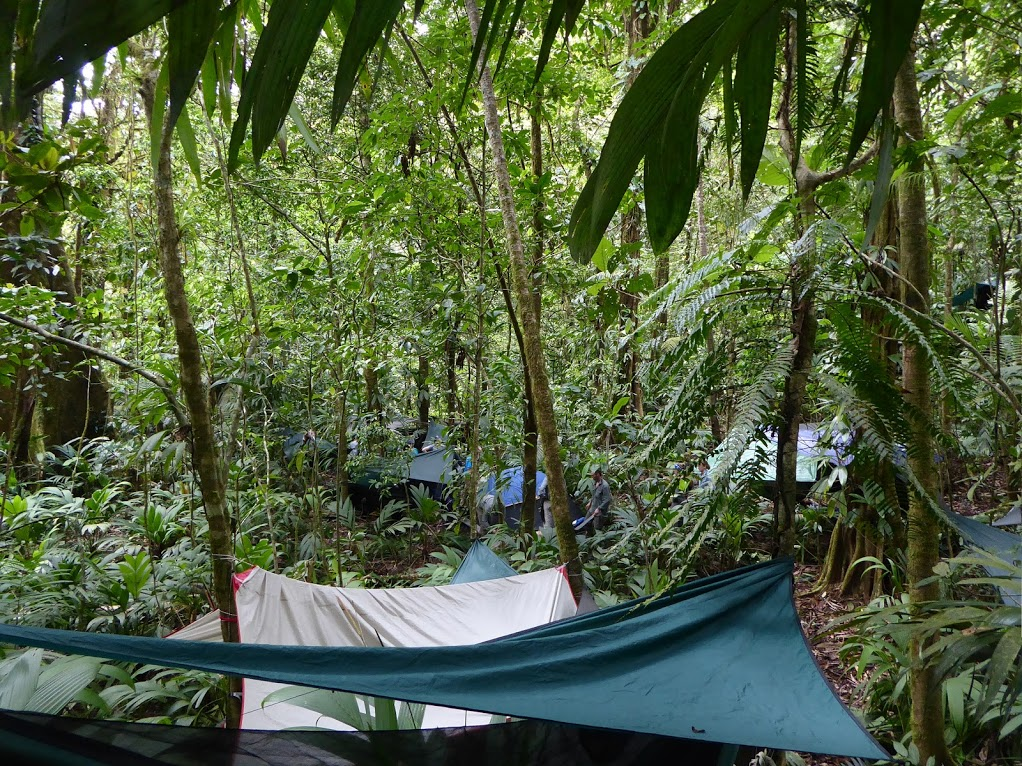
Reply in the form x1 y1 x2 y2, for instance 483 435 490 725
170 565 577 730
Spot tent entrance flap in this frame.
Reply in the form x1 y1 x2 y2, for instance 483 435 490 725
0 559 887 759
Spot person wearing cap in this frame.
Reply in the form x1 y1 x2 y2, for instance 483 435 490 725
588 468 613 531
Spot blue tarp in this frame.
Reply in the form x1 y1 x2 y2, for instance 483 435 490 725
485 468 548 507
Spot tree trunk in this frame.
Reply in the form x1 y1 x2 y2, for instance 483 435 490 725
520 90 544 534
465 0 582 595
696 178 724 444
413 353 430 450
894 47 953 766
139 69 240 727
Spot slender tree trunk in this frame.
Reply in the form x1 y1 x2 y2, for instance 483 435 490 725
520 91 544 533
894 49 952 766
413 353 430 450
465 0 582 595
696 178 724 444
139 69 240 727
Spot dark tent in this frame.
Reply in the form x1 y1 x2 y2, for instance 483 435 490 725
0 559 887 761
0 710 731 765
350 447 460 514
450 541 516 585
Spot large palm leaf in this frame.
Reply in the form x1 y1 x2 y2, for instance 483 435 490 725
7 0 922 257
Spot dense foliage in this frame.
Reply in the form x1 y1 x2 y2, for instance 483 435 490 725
1 1 1020 763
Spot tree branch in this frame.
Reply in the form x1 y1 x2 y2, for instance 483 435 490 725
0 311 188 427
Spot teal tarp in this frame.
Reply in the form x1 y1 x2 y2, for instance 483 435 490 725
0 559 886 759
450 542 516 585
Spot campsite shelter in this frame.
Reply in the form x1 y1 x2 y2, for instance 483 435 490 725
481 467 547 528
349 445 460 514
0 557 888 764
709 424 840 498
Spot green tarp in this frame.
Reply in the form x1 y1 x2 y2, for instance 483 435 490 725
450 541 517 585
0 559 886 759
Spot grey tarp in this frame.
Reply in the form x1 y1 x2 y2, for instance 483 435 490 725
945 508 1022 607
0 559 887 759
993 505 1022 528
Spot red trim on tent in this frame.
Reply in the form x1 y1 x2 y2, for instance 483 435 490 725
556 565 578 605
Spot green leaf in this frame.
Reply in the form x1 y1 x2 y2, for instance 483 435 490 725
28 655 100 714
288 102 320 154
610 395 630 417
980 627 1022 717
175 103 202 184
89 52 107 98
329 0 403 128
166 0 225 130
0 649 42 710
229 0 334 168
535 0 585 86
18 0 187 107
943 84 999 130
862 111 895 246
199 49 218 118
569 0 741 262
735 3 780 201
591 236 613 272
846 0 924 164
979 91 1021 124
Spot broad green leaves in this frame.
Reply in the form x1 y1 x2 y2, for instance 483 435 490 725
17 0 188 105
735 4 780 201
330 0 404 129
228 0 334 168
846 0 924 164
568 0 747 260
166 0 226 130
569 0 925 263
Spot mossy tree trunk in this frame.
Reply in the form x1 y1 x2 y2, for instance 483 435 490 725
139 67 240 728
894 46 953 766
465 0 582 595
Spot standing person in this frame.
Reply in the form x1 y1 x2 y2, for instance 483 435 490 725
696 458 712 488
588 468 613 531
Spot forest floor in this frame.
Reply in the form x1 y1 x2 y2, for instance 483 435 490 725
794 563 871 766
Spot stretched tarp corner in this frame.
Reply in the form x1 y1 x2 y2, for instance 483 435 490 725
0 558 888 760
943 506 1022 607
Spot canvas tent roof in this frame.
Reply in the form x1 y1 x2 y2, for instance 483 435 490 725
0 558 887 760
169 542 521 639
710 425 835 487
168 561 575 731
353 446 458 489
